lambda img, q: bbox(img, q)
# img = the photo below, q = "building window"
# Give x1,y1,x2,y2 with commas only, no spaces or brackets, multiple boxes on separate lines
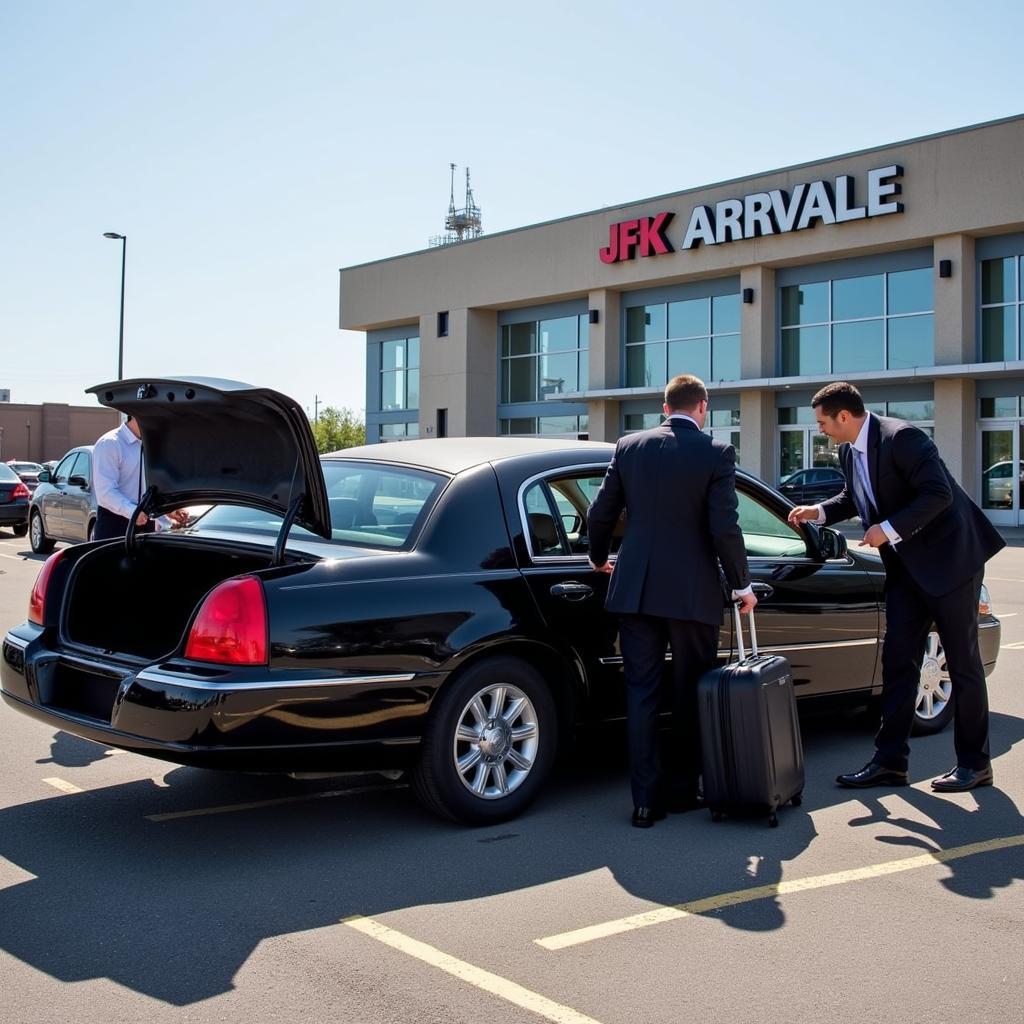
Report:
380,421,420,442
437,311,449,338
625,293,740,387
980,255,1024,361
500,314,589,402
380,336,420,411
779,268,933,376
500,414,588,438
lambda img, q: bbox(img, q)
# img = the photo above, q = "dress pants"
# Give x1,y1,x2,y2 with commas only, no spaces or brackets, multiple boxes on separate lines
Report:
876,560,989,772
617,614,718,808
94,507,154,541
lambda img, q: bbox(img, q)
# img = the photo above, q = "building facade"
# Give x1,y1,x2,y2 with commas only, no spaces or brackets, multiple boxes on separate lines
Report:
0,402,118,464
339,115,1024,524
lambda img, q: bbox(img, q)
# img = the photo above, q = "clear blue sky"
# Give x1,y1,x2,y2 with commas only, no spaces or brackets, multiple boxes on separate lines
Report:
3,1,1022,419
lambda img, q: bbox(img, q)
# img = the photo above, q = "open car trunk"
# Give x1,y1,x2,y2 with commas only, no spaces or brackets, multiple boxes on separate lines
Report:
64,538,276,662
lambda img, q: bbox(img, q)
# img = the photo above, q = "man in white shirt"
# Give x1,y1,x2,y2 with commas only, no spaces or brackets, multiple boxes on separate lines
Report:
93,417,188,540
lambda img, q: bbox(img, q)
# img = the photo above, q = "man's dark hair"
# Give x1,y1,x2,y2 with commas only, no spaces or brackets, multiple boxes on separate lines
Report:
664,374,708,412
812,381,865,418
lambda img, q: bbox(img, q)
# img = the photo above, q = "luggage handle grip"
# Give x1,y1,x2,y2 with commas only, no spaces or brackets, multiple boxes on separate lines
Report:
732,601,759,662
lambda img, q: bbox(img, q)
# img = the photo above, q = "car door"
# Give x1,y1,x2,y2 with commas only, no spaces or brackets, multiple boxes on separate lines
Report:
516,469,630,722
736,479,881,697
61,452,92,541
39,452,75,535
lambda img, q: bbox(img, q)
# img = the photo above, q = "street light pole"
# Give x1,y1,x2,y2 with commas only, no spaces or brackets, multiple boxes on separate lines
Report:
103,232,127,378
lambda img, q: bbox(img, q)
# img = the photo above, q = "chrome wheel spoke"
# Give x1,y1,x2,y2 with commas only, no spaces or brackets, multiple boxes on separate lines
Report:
925,633,940,659
470,762,490,795
469,697,489,727
456,723,481,744
492,763,510,795
488,686,507,719
922,692,934,718
502,696,527,724
507,747,532,772
511,723,537,742
458,747,483,773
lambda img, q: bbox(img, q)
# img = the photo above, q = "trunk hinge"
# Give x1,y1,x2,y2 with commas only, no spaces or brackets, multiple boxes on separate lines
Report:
124,485,158,554
273,494,305,566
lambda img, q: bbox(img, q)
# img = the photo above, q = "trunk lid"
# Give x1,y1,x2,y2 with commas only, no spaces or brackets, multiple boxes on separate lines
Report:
87,376,331,539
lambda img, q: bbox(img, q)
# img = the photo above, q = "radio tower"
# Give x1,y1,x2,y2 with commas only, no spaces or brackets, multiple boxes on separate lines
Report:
430,164,483,247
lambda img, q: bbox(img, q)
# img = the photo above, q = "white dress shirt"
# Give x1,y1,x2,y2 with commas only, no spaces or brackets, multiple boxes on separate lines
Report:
813,414,901,545
93,423,170,529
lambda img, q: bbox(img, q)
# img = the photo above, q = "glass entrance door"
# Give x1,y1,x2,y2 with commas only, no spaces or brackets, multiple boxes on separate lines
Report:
779,428,839,487
980,423,1019,525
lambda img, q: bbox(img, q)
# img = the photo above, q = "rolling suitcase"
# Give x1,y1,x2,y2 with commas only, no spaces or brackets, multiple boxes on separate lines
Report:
698,603,804,827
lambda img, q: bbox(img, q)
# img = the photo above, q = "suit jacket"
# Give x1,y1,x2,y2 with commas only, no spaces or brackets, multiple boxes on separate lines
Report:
587,419,750,625
820,414,1004,597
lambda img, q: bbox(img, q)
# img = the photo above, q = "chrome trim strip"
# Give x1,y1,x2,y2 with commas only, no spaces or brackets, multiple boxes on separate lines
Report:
516,462,611,562
281,570,521,592
133,669,418,692
597,635,880,665
3,633,29,651
979,619,1000,629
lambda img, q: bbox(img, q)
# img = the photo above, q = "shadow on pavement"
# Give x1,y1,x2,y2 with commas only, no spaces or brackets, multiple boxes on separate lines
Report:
0,710,1019,1005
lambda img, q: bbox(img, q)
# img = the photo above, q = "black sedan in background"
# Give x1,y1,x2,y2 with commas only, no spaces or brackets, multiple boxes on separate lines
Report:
1,378,1002,825
779,466,846,505
0,462,30,536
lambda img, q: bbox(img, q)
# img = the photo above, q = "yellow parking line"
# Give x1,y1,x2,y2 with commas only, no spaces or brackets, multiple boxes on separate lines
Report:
145,782,406,822
42,777,84,794
536,833,1024,951
345,916,605,1024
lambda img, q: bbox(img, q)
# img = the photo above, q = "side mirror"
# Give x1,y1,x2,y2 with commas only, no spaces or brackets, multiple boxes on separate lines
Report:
38,470,51,483
819,526,847,560
68,475,89,488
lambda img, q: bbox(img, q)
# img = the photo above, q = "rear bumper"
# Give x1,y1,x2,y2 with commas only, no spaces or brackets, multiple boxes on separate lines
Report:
2,627,438,772
980,617,1000,674
0,503,28,526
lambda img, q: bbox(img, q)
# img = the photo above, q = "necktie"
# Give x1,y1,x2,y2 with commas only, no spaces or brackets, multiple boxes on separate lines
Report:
851,448,875,527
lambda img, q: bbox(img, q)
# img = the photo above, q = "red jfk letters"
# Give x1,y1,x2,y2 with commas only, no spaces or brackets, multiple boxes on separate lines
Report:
599,212,674,264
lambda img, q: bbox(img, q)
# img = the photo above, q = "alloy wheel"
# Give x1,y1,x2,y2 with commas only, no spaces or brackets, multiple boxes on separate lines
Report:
916,631,952,721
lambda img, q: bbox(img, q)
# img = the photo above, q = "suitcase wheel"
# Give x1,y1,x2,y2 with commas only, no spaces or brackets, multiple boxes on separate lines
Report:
791,793,803,808
768,812,779,828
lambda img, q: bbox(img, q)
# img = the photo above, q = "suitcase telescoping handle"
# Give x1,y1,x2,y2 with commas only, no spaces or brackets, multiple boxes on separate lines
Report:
732,601,759,662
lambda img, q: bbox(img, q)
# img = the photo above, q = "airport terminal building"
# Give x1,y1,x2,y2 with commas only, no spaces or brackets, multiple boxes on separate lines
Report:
338,115,1024,524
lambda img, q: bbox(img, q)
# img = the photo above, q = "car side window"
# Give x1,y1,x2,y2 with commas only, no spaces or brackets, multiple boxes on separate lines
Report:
522,482,568,556
66,453,87,483
521,471,625,560
53,454,76,485
738,490,808,558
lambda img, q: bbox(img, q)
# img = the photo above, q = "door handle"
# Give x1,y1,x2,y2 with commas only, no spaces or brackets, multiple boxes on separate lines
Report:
751,582,774,598
550,581,593,601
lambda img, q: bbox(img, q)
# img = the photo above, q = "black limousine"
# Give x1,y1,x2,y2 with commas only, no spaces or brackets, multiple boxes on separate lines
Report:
1,378,1001,823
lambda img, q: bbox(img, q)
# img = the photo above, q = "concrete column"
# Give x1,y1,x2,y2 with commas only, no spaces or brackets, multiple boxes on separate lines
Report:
739,389,776,482
740,266,776,378
933,234,975,365
933,377,977,499
586,288,622,442
418,308,498,438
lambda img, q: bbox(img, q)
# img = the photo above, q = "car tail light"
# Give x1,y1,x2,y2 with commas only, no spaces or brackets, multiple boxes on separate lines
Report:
12,482,30,500
28,550,66,625
185,576,268,665
979,584,993,617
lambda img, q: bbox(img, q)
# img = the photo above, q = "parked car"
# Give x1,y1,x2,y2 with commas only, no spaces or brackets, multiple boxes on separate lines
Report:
27,446,97,552
1,378,1002,825
981,460,1017,509
778,466,846,505
5,460,45,493
0,462,31,536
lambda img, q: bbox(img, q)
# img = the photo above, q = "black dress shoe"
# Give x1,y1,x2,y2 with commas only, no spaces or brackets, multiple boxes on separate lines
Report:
931,765,994,792
836,761,909,788
631,806,666,828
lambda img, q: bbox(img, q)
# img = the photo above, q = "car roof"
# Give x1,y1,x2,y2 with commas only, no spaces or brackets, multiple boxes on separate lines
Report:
323,437,616,475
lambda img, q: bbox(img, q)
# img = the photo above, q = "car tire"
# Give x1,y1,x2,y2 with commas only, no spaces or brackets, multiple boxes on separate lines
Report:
412,656,557,825
29,510,55,554
13,522,28,537
86,519,95,542
911,631,955,736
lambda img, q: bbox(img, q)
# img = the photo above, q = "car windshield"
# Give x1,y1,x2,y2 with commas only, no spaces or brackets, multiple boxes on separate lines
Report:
192,460,447,549
10,462,41,474
0,463,19,482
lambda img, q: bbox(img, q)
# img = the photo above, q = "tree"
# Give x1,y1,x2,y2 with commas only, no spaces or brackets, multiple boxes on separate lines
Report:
310,406,365,453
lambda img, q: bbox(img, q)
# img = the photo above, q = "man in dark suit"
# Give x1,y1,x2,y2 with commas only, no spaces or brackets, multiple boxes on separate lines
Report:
588,374,754,828
788,382,1004,792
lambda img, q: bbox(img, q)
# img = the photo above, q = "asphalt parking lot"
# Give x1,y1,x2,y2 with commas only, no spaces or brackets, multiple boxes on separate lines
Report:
0,529,1021,1024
